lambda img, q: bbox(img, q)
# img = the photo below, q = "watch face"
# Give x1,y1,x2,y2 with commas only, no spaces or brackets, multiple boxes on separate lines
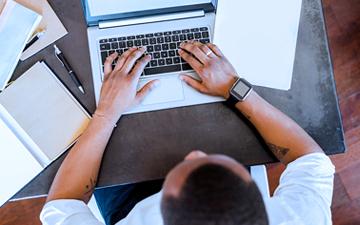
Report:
231,78,252,101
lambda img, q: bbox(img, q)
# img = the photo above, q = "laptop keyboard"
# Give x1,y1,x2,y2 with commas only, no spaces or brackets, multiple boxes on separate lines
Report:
98,27,210,76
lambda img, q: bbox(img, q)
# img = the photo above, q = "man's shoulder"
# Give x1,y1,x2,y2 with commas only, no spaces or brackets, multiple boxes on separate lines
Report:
264,153,335,225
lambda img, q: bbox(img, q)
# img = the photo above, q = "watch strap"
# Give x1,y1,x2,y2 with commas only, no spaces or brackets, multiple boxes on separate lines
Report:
225,93,239,106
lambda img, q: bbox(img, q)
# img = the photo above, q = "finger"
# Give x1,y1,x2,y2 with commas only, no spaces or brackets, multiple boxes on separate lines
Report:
135,80,160,104
194,42,215,58
180,74,207,93
122,47,147,74
114,47,138,71
178,49,203,73
130,54,151,79
206,43,223,57
104,52,118,77
180,42,208,64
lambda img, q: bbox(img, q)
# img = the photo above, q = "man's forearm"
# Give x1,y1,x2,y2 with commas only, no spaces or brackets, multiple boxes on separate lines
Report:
46,115,115,203
235,91,323,164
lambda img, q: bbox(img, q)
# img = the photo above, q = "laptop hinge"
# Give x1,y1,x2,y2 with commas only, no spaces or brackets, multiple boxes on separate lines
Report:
99,10,205,29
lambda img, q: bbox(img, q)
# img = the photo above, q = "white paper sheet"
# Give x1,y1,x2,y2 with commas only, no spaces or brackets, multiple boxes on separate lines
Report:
213,0,302,90
0,115,42,206
0,0,41,91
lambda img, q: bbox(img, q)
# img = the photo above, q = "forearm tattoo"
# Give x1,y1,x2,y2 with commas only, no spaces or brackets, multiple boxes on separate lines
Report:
266,142,290,161
84,178,97,198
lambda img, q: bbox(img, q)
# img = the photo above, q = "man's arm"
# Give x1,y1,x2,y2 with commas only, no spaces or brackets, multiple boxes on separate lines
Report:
179,41,323,165
47,47,158,203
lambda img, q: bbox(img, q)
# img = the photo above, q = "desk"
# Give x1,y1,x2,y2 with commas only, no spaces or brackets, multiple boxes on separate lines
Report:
12,0,345,200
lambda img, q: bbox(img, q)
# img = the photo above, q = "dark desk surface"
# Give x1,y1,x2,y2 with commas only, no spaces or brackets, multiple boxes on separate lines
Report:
13,0,345,200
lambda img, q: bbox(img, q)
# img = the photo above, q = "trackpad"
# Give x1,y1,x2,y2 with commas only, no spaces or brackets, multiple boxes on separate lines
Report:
138,76,184,105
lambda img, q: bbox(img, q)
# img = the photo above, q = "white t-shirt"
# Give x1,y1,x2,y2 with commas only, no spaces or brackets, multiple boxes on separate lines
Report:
40,153,335,225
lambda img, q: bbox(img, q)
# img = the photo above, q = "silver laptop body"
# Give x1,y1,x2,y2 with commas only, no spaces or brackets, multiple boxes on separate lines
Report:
85,0,223,114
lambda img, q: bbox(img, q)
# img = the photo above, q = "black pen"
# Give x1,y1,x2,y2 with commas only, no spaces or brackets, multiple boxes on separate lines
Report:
54,45,85,94
24,30,45,52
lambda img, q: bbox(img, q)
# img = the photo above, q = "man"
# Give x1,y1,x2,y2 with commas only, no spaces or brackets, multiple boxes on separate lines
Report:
40,42,335,225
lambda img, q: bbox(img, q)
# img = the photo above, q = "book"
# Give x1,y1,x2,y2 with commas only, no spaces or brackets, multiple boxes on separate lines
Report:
0,0,42,91
0,61,91,206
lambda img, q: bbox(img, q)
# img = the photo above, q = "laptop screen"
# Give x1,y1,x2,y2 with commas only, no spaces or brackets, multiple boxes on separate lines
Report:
82,0,216,26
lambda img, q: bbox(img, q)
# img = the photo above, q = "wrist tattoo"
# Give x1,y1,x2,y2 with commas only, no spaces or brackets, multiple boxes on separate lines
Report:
266,142,290,159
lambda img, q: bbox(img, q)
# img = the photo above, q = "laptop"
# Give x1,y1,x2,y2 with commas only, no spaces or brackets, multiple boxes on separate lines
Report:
82,0,223,114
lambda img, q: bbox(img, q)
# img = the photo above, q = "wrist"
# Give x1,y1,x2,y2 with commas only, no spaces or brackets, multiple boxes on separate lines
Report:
93,110,120,128
223,76,239,99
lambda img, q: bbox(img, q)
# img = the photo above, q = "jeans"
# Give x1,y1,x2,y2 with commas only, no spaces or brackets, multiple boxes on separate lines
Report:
94,179,164,225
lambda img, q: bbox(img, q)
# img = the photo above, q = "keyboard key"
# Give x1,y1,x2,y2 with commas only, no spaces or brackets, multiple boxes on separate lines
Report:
172,35,179,42
136,34,145,39
109,50,116,55
116,49,123,55
99,39,108,43
200,38,210,44
154,45,161,51
142,39,149,45
144,64,181,75
147,46,154,52
165,36,172,43
153,52,161,59
200,27,208,31
158,59,165,66
134,40,142,46
100,43,110,50
157,37,164,43
182,63,193,70
166,58,173,65
101,51,108,64
182,29,190,33
109,38,117,42
194,32,202,39
191,28,200,32
187,33,194,40
155,32,163,37
168,50,176,57
145,33,154,37
118,37,127,41
173,57,181,64
150,60,158,67
170,43,177,49
149,38,156,44
162,44,169,50
202,32,209,38
164,31,172,36
172,30,181,34
161,51,168,58
111,42,118,49
119,41,126,48
127,36,135,40
127,41,134,47
179,34,186,41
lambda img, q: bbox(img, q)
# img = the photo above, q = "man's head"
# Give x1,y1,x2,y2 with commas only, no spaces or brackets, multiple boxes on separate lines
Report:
161,151,268,225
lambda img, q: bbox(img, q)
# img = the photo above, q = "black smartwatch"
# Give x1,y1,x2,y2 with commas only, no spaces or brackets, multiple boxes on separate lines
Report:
226,78,253,106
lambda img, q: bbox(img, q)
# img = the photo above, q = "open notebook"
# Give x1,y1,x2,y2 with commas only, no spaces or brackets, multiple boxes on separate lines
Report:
0,61,91,206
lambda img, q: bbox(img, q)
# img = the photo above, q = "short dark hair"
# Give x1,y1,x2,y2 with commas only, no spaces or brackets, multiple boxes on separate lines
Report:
161,163,268,225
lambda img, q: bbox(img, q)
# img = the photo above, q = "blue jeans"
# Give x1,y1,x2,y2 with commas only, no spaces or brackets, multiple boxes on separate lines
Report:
94,180,164,225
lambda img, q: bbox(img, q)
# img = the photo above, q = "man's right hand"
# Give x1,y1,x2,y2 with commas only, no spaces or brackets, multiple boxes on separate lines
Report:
178,41,239,99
